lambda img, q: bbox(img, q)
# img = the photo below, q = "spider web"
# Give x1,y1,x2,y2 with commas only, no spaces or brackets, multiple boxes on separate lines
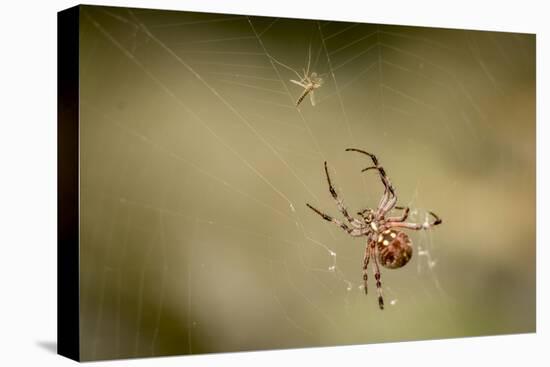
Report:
77,5,536,360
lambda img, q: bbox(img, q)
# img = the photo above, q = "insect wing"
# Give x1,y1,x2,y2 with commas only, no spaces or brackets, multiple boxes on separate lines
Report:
309,90,316,106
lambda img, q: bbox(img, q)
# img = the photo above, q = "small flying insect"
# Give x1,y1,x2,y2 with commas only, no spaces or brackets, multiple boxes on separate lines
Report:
269,45,324,107
290,71,323,107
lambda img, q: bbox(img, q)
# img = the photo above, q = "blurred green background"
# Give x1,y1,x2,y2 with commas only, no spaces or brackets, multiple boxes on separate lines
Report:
78,5,535,361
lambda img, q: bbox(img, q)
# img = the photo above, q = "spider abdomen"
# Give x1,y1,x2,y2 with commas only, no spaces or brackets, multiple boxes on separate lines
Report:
376,230,413,269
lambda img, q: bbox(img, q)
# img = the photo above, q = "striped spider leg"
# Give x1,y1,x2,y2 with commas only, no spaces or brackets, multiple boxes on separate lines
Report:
306,149,443,310
306,162,368,236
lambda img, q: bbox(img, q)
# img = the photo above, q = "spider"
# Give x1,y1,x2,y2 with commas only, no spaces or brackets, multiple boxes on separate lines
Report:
306,149,442,310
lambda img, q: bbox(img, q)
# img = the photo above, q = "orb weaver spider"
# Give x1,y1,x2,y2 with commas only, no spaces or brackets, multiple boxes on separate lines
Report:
306,149,442,310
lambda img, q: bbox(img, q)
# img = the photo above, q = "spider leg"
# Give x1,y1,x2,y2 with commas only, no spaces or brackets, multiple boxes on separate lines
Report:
378,186,393,216
387,211,442,230
385,206,410,222
306,203,364,236
345,149,397,215
361,166,395,198
371,244,384,310
344,149,394,196
323,161,362,227
362,241,372,295
345,148,380,166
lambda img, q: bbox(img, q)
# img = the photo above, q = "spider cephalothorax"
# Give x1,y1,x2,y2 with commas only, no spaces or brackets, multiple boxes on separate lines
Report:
306,149,442,310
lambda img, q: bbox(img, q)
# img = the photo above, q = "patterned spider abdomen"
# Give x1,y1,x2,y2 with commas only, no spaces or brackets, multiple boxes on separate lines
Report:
376,229,413,269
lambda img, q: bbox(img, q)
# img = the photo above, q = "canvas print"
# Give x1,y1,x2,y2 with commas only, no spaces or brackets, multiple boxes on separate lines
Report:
58,4,535,361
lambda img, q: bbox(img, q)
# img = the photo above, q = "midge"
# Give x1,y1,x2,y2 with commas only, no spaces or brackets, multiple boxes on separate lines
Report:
306,149,442,310
289,45,323,107
290,71,323,107
268,45,324,107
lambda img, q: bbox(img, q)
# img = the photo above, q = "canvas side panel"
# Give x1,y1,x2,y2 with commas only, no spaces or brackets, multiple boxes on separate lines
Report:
57,5,80,362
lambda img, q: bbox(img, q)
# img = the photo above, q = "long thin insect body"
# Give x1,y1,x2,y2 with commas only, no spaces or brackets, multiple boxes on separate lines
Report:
296,85,315,106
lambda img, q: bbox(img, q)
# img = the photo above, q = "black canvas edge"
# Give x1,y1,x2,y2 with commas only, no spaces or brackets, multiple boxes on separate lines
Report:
57,4,81,362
